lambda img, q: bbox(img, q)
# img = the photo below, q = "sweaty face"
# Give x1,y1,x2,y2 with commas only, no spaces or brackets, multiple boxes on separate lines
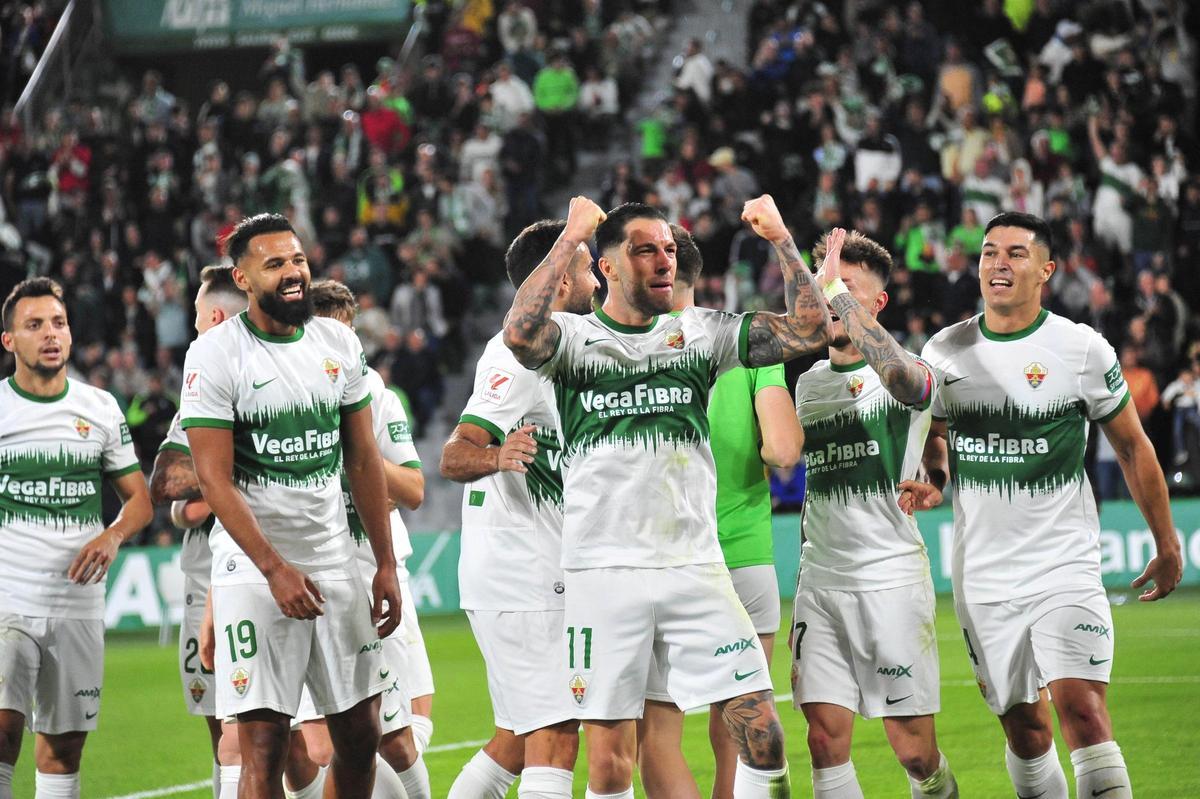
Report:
2,295,72,378
237,231,313,327
817,262,885,349
563,243,601,315
610,218,676,317
978,226,1052,314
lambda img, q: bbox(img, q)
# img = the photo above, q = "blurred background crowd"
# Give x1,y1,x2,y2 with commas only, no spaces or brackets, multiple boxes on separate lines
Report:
0,0,1197,539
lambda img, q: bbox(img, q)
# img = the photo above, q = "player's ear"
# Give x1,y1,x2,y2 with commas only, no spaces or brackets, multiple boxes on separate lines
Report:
0,331,12,353
1041,259,1056,284
874,290,889,314
598,255,618,282
211,307,226,326
232,266,250,292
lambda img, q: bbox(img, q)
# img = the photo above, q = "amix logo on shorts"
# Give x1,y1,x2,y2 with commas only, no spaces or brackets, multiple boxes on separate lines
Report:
1074,623,1111,638
876,664,914,678
713,637,757,657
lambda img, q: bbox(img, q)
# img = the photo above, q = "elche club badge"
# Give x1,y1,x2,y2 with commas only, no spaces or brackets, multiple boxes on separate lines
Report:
665,330,685,350
189,678,207,703
569,674,588,705
231,667,250,696
74,417,92,438
323,358,341,384
1024,362,1047,389
847,375,864,398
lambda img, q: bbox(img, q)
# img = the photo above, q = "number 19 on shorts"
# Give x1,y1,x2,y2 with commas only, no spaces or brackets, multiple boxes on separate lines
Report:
567,626,592,669
225,620,258,662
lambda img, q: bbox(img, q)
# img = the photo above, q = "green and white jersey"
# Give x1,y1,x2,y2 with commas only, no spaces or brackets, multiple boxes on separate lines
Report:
0,377,140,619
539,306,751,569
158,411,214,586
795,358,934,591
458,332,564,611
179,312,371,586
921,310,1131,603
342,367,421,581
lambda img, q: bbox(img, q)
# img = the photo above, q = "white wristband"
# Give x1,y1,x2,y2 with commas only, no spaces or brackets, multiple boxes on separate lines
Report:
822,277,850,302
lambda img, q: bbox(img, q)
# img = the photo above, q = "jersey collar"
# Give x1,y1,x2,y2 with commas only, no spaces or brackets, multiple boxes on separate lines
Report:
829,359,867,373
240,311,305,343
595,305,658,334
8,376,69,403
979,308,1049,342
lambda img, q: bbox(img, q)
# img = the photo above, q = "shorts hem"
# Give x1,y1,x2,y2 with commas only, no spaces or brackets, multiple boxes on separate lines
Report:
792,695,860,713
673,679,775,712
219,698,298,719
311,679,389,718
511,713,577,736
991,690,1044,716
1043,671,1111,686
184,704,217,718
31,720,98,735
862,704,940,720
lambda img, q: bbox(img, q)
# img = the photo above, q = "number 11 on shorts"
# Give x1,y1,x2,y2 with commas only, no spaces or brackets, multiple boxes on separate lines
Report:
567,626,592,669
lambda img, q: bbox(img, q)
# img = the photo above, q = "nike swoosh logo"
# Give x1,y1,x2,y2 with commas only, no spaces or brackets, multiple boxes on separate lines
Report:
943,375,969,385
379,669,390,680
1092,788,1125,797
383,709,399,722
885,695,912,705
85,711,98,719
252,378,277,389
1089,655,1111,665
733,669,762,681
584,338,611,346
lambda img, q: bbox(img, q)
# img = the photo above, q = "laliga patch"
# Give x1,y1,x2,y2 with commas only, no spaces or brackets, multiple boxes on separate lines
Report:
323,358,342,384
480,368,514,404
74,417,92,439
1024,362,1047,389
189,678,207,704
183,370,202,400
231,667,250,696
569,674,588,705
846,375,864,398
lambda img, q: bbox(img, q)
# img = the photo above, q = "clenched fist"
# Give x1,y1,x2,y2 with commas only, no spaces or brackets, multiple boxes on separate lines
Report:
741,194,789,242
565,196,607,242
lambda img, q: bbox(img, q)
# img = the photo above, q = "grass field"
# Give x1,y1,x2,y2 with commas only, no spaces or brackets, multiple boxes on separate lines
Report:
12,590,1200,798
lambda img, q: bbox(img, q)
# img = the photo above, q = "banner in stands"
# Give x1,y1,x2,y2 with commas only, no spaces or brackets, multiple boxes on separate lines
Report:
104,500,1200,630
103,0,411,53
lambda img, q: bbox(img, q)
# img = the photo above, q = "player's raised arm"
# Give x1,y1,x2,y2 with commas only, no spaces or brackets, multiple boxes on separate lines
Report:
898,419,949,515
1100,402,1183,601
817,227,932,407
441,423,537,482
503,196,605,368
741,195,831,366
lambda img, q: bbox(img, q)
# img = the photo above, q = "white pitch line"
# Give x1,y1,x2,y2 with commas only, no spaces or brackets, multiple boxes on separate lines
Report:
106,780,210,799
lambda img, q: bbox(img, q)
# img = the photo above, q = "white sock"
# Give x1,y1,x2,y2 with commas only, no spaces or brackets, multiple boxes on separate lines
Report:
284,765,327,799
0,762,14,799
518,766,573,798
1005,743,1069,799
410,715,433,755
736,760,790,798
218,765,241,799
447,750,518,799
584,789,634,799
35,772,80,799
1071,741,1131,799
397,756,430,799
813,761,864,799
373,753,409,799
908,752,958,798
211,760,220,799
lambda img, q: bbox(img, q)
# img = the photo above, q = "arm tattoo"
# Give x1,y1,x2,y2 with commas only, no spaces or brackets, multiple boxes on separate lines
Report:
745,236,831,366
149,448,203,505
828,291,929,405
718,690,787,769
502,236,578,368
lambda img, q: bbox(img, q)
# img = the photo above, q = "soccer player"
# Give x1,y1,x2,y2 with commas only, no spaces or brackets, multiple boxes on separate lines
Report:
638,226,803,799
180,213,401,799
441,219,599,799
149,264,247,798
503,195,830,799
904,212,1182,799
0,277,152,799
792,228,958,799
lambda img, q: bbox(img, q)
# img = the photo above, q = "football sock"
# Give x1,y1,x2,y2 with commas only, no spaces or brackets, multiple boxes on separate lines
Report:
397,755,431,799
518,766,573,798
1005,742,1069,799
584,788,634,799
284,765,327,799
447,750,518,799
812,761,864,799
372,753,408,799
218,765,240,799
211,760,220,799
0,762,13,799
908,752,958,798
1071,741,1131,799
410,715,433,755
34,771,80,799
736,760,790,798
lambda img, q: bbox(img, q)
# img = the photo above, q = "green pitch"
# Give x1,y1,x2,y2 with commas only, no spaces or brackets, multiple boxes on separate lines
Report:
13,591,1200,797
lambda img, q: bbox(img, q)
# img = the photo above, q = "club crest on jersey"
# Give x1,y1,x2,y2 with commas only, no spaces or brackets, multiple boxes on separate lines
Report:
1024,362,1047,389
231,668,250,696
322,358,341,384
847,376,864,398
569,674,588,705
189,678,207,704
664,330,685,350
73,417,92,439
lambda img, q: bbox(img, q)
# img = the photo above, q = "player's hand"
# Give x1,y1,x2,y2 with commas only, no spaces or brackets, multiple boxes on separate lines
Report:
497,424,537,473
265,562,325,619
372,564,403,639
564,196,607,242
897,480,943,514
199,589,216,671
68,528,122,584
1131,546,1183,601
815,227,846,287
741,194,789,242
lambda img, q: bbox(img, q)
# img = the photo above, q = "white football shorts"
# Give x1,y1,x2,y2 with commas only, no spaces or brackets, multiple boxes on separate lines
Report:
0,613,105,734
730,564,782,635
178,576,217,717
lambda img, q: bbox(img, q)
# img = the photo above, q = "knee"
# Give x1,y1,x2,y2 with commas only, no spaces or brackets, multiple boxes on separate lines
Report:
1005,717,1055,759
1057,696,1112,744
588,747,635,791
217,729,241,767
894,747,938,780
806,725,849,768
379,730,418,772
545,722,580,768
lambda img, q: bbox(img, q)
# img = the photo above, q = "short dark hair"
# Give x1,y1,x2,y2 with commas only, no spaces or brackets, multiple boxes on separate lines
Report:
505,219,566,289
672,224,703,287
984,211,1053,254
595,202,668,256
3,277,66,330
223,213,297,265
198,264,244,302
309,279,358,322
812,230,892,287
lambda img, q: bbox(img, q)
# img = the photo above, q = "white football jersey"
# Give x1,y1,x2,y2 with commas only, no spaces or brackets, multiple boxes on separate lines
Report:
458,332,565,611
922,310,1130,602
795,357,934,591
0,377,140,618
159,411,213,586
179,312,370,585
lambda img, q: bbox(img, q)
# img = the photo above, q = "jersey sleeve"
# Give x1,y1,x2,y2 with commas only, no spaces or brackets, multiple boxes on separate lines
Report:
533,312,577,379
920,338,947,420
339,327,371,414
908,355,937,412
461,344,543,444
374,383,421,467
180,336,236,430
102,391,141,477
750,363,787,394
1080,327,1131,423
158,412,190,455
696,306,753,374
